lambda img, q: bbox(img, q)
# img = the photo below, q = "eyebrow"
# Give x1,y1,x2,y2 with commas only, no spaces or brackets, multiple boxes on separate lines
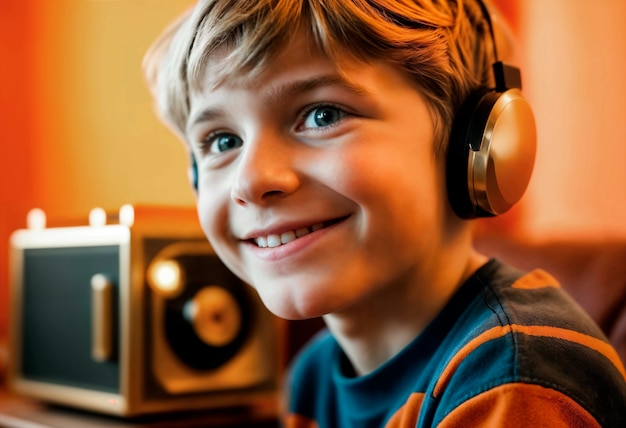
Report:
187,107,224,133
264,74,369,107
186,74,369,132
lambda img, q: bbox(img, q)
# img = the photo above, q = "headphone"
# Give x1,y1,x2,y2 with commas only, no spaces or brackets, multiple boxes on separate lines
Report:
446,0,536,219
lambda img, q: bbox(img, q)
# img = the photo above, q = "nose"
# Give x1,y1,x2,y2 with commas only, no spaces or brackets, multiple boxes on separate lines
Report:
230,133,300,206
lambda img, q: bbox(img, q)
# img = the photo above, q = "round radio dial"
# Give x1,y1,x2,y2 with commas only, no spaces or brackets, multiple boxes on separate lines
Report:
184,285,242,347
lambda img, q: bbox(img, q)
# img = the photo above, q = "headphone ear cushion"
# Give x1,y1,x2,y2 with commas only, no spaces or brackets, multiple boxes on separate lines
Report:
447,88,494,219
447,88,536,219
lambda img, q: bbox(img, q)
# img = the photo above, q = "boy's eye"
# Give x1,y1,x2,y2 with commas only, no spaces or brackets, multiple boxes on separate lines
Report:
303,106,347,129
207,133,243,153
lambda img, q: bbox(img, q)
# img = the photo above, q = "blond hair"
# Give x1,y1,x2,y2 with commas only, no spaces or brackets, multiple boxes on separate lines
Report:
147,0,501,157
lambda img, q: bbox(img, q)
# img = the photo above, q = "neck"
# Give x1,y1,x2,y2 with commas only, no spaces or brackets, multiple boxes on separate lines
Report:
323,247,488,376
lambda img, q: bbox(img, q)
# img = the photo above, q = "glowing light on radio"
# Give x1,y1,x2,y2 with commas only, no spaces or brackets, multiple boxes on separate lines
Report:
148,260,183,296
89,207,107,227
26,208,46,230
119,204,135,227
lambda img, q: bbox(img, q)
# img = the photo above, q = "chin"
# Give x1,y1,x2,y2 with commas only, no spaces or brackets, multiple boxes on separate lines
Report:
255,286,328,321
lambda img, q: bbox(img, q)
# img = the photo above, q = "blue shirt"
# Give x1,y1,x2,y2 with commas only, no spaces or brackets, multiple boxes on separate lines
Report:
285,259,626,427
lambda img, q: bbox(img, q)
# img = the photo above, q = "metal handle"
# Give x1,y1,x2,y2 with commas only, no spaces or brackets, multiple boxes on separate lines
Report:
91,274,113,362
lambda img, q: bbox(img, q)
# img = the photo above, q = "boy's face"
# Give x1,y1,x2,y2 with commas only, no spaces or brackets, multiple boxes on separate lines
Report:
186,31,456,320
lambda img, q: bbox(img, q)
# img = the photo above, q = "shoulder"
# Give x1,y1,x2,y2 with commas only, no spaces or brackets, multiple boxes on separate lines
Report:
430,261,626,427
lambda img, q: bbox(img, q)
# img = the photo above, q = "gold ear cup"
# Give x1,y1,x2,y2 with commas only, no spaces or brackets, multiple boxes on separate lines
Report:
469,89,536,215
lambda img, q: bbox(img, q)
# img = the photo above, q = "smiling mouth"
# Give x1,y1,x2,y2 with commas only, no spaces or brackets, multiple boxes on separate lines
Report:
251,217,347,248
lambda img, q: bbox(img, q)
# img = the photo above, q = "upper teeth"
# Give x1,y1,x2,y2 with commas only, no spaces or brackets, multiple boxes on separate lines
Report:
255,223,323,248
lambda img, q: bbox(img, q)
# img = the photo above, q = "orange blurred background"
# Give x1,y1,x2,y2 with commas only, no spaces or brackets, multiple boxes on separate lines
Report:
1,0,626,344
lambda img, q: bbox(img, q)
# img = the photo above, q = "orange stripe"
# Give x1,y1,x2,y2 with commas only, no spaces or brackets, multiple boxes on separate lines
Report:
433,324,626,397
384,392,425,427
434,325,510,397
514,324,626,379
283,414,319,428
437,383,601,428
511,269,560,289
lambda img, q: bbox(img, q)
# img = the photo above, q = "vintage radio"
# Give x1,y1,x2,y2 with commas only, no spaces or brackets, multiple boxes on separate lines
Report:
7,205,280,417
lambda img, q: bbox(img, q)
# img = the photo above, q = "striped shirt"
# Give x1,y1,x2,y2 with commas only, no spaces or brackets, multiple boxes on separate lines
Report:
285,259,626,427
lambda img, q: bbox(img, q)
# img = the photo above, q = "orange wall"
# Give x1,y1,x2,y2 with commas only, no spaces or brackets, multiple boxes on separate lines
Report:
0,0,195,340
1,1,37,340
487,0,626,240
2,1,626,341
26,0,197,220
520,0,626,238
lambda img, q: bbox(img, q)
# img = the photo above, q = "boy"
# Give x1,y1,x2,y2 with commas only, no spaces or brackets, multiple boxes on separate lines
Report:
145,0,626,426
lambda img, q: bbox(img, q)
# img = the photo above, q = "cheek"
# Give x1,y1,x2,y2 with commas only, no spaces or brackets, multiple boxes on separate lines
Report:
327,144,439,206
333,144,448,250
196,192,220,240
196,192,246,276
195,173,234,236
